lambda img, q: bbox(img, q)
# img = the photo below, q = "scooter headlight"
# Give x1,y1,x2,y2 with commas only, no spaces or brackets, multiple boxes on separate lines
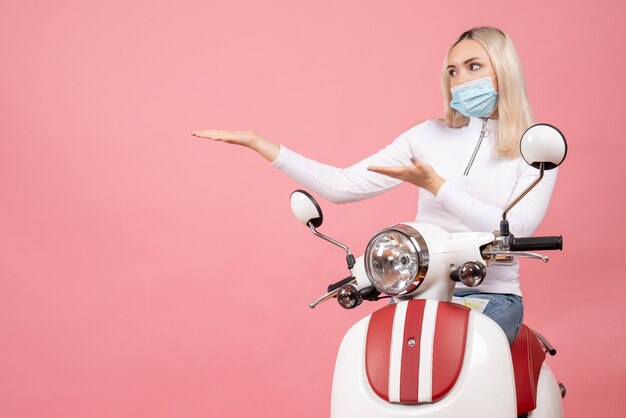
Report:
364,224,429,295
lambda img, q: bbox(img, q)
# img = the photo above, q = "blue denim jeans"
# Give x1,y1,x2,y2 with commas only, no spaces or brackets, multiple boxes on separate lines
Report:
454,290,524,345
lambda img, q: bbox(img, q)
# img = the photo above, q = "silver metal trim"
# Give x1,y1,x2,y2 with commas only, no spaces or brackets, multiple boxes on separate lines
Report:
336,284,363,309
459,261,487,287
364,224,429,296
532,329,557,356
308,279,355,309
482,249,550,262
503,162,544,220
463,117,488,176
308,223,353,274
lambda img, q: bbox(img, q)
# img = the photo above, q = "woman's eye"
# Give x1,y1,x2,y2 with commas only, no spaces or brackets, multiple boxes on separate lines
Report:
469,63,481,71
448,69,457,77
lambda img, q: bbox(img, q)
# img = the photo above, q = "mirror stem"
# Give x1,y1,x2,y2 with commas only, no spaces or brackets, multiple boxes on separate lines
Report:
308,223,355,269
502,162,545,222
500,162,544,242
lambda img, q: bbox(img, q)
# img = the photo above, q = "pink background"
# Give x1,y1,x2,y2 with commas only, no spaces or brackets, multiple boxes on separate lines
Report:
1,1,624,417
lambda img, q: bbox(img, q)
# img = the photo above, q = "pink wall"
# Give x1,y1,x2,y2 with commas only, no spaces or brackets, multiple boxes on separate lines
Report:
1,0,624,417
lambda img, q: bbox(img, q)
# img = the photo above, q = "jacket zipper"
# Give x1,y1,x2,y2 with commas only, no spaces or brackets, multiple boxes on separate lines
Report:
463,117,488,176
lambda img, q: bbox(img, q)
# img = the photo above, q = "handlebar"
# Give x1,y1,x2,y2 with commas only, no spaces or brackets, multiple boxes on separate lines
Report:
327,276,355,293
509,236,563,251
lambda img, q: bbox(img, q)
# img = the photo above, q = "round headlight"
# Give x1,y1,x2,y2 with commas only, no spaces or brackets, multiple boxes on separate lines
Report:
364,224,429,295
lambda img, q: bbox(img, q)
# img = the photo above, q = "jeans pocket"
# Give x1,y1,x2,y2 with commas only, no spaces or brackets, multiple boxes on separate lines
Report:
484,295,512,316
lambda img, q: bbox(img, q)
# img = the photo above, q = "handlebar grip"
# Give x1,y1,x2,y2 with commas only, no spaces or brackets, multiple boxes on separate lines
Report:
509,236,563,251
327,276,354,293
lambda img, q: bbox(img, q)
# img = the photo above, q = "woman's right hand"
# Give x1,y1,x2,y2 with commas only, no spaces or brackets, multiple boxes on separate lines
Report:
192,129,280,162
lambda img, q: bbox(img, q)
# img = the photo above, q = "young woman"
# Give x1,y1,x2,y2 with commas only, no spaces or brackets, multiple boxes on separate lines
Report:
193,26,557,344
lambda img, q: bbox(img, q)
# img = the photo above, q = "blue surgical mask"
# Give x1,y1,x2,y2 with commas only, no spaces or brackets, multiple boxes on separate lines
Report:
450,76,498,118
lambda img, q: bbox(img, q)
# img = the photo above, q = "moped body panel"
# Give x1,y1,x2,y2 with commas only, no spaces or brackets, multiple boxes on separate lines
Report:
364,300,470,404
331,309,517,418
528,363,564,418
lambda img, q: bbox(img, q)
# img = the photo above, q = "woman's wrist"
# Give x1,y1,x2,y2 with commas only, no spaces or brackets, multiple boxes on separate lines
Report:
426,176,445,196
251,135,280,162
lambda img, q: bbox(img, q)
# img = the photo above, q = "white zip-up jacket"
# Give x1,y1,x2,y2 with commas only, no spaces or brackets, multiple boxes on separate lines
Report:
272,117,558,296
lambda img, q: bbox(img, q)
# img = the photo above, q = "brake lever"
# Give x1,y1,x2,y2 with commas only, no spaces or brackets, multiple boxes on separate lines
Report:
483,250,550,263
309,278,358,308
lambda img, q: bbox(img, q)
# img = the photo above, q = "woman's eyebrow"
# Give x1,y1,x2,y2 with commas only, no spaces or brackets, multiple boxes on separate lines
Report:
464,57,483,64
447,57,483,69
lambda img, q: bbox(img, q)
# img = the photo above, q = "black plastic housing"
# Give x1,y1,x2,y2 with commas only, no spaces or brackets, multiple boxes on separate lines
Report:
509,236,563,251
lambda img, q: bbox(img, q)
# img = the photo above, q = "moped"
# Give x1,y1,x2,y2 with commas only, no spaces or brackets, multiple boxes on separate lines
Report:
289,124,567,417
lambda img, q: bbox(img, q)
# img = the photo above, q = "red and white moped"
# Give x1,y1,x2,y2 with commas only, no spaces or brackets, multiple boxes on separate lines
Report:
289,124,567,418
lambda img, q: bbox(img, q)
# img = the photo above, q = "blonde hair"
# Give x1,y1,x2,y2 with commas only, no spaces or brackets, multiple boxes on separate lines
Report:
441,27,534,158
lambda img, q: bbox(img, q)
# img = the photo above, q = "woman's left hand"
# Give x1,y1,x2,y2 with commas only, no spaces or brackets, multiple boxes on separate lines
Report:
368,157,446,196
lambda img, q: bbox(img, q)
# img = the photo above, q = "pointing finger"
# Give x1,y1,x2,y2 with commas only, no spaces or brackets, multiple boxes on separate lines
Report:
367,166,410,180
192,130,215,138
368,166,399,175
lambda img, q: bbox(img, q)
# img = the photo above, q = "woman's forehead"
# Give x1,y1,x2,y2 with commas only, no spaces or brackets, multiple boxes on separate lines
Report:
448,39,489,65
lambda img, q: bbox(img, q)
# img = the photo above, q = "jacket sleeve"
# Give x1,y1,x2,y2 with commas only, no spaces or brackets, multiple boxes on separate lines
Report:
271,132,416,204
435,163,558,236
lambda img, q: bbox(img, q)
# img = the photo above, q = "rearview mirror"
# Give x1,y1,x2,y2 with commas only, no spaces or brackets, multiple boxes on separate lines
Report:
290,190,323,227
520,124,567,170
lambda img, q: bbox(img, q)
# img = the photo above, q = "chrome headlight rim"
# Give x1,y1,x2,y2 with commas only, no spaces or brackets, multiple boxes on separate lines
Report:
364,224,429,296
